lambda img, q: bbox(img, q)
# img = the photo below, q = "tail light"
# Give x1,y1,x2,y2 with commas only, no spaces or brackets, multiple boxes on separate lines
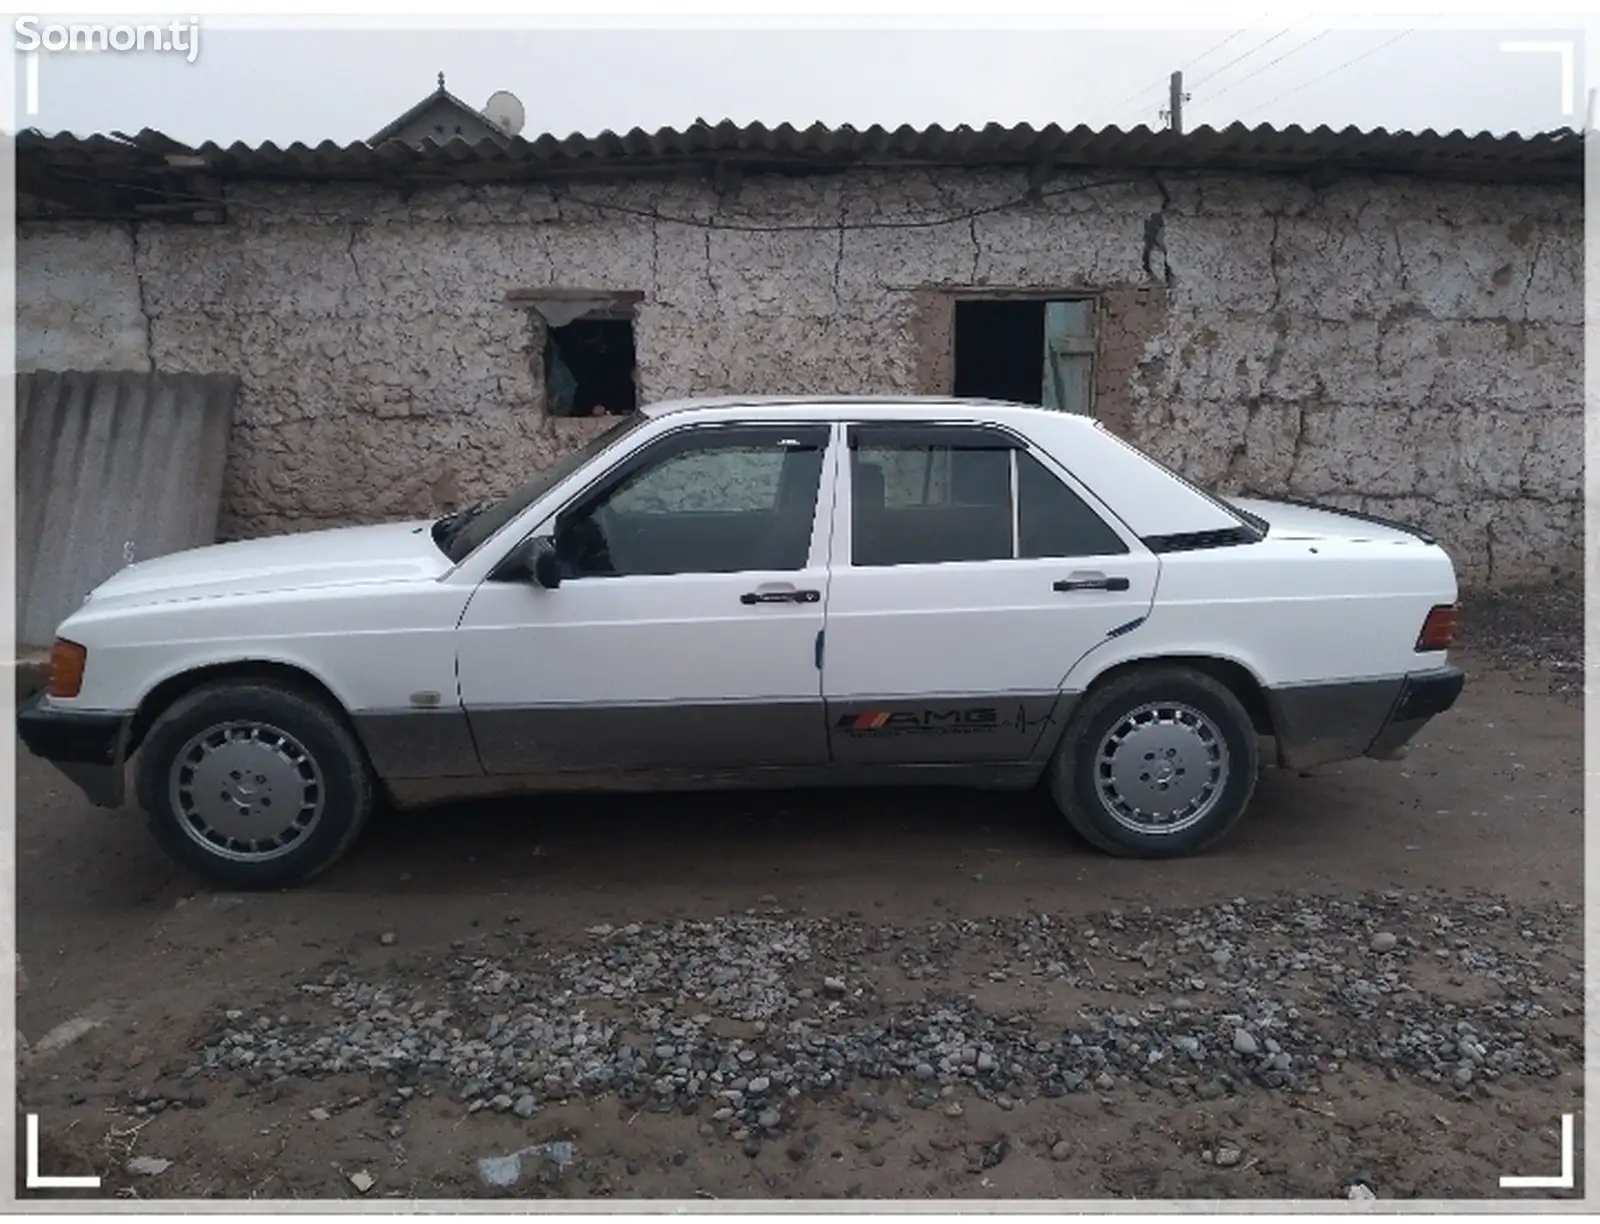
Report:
1416,604,1459,652
47,639,87,699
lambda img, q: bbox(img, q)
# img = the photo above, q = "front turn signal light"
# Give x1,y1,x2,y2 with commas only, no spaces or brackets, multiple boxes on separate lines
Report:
1415,604,1460,652
47,639,87,698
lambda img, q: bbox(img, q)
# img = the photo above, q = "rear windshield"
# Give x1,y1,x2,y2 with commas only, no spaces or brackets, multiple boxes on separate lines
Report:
1094,423,1269,539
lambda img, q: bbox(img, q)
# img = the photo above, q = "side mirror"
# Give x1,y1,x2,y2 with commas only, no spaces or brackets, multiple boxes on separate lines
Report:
531,537,563,589
501,535,562,589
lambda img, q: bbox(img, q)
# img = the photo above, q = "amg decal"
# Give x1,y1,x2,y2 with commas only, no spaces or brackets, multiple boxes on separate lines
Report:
836,704,1053,736
840,708,999,732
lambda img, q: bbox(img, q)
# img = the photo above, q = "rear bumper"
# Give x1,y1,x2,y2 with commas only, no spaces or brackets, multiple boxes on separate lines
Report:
1365,666,1466,760
1267,666,1464,771
17,694,131,807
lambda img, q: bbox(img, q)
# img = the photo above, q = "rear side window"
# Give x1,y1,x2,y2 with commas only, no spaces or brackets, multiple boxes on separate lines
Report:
851,439,1014,566
848,423,1126,566
1016,450,1128,558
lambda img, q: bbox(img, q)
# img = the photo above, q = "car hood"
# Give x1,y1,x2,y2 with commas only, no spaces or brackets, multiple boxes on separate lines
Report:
81,519,452,609
1229,497,1431,545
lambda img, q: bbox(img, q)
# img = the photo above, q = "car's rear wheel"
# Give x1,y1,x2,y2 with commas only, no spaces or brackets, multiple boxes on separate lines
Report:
1048,665,1258,857
134,682,374,889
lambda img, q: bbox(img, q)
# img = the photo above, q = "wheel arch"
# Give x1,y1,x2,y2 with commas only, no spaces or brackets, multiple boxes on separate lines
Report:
126,658,360,758
1076,653,1277,739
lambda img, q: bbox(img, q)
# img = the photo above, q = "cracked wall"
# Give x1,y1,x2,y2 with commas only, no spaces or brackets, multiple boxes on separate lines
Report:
19,225,152,371
16,167,1582,586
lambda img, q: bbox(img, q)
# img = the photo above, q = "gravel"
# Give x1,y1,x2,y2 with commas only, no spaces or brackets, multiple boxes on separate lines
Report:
184,893,1579,1138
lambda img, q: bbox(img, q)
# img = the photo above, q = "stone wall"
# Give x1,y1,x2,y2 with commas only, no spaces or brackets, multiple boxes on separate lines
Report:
17,166,1583,586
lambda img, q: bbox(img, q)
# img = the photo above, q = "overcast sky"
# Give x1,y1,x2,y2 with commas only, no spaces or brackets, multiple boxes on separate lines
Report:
16,21,1593,145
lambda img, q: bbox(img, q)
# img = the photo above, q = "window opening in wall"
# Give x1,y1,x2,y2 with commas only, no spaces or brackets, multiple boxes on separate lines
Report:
545,317,639,418
952,297,1096,414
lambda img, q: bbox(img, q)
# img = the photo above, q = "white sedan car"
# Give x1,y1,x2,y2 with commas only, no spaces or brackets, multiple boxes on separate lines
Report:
20,396,1464,888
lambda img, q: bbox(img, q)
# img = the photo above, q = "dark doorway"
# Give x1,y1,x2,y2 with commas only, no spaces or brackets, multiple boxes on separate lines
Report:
545,318,638,417
953,299,1046,405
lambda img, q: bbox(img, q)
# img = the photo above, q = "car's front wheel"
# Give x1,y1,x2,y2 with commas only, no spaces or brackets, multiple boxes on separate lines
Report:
134,681,375,889
1048,665,1258,857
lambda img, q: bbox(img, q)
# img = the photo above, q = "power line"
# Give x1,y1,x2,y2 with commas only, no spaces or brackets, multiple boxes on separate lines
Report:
1247,29,1417,111
1186,19,1273,74
1086,17,1269,126
1186,20,1308,92
1201,27,1335,104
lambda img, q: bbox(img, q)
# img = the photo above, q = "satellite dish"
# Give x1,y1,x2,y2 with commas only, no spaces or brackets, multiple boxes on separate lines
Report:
484,90,526,137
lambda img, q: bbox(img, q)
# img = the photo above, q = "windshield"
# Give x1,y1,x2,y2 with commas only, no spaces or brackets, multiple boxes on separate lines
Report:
433,413,649,562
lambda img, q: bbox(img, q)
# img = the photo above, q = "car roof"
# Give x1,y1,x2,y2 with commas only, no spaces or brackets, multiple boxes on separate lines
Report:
640,395,1103,429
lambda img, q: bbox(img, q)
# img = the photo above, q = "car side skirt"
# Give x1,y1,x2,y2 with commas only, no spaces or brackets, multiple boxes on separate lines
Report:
383,760,1047,811
357,692,1078,791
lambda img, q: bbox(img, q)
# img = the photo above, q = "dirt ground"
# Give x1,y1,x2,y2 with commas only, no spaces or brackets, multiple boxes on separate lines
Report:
14,586,1584,1202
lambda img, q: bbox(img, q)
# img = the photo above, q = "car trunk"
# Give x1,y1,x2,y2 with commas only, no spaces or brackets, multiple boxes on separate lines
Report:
1226,497,1432,545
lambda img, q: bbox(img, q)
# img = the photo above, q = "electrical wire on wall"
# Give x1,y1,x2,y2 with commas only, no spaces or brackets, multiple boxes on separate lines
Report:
32,164,1205,233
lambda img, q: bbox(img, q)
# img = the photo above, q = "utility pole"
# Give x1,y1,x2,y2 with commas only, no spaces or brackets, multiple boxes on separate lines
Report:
1168,71,1186,133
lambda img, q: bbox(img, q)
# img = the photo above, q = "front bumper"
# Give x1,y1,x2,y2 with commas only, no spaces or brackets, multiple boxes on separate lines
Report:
17,693,132,807
1267,665,1465,771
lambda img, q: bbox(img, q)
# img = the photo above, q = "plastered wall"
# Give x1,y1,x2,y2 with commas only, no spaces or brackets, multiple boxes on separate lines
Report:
18,166,1582,585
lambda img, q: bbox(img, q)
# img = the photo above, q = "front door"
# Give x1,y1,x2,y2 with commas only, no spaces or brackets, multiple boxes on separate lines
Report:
821,421,1158,765
455,422,835,775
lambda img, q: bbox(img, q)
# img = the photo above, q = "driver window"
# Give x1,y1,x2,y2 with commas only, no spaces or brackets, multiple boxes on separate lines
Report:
609,449,786,515
554,426,829,577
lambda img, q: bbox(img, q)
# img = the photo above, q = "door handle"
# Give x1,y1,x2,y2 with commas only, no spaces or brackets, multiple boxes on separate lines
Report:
740,589,821,605
1053,575,1131,592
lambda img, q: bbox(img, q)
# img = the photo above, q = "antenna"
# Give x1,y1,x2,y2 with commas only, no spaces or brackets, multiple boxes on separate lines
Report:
483,90,526,138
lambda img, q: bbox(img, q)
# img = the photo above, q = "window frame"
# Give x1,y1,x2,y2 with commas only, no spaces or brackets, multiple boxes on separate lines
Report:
545,421,834,580
947,292,1101,415
842,420,1141,569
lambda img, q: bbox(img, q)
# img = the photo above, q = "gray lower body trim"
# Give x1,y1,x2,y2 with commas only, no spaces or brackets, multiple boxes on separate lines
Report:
354,709,483,779
827,692,1068,765
1265,668,1464,770
1266,677,1404,770
467,700,829,775
360,691,1081,788
385,760,1044,811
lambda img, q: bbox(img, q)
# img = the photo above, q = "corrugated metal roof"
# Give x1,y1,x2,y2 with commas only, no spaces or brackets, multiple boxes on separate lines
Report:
19,121,1582,184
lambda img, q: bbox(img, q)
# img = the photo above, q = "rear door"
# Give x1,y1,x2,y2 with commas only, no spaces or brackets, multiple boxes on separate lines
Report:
820,420,1158,765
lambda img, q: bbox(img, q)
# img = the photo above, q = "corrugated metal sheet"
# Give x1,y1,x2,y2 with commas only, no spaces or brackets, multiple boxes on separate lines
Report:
16,372,236,649
17,120,1583,186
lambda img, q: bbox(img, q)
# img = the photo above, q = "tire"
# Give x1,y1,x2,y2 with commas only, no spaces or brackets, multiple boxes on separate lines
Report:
134,682,375,889
1047,665,1258,858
